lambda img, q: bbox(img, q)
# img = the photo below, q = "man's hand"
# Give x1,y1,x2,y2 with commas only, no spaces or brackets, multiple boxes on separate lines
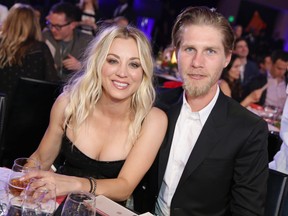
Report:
62,54,81,71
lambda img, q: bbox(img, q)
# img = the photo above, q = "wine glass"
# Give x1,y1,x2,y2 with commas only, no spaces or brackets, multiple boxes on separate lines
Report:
61,191,96,216
22,181,56,216
0,180,9,216
8,157,40,197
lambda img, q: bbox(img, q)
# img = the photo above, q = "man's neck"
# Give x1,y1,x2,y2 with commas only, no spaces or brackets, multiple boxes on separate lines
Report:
186,85,218,112
239,57,247,65
62,34,73,42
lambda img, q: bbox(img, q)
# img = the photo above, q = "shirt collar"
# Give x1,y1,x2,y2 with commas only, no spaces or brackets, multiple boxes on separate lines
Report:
182,86,219,126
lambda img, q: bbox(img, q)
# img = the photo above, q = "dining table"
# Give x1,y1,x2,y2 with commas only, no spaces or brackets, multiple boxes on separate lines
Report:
0,167,153,216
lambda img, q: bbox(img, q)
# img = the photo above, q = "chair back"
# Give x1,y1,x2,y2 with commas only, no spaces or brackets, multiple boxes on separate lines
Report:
0,77,62,167
0,93,6,157
265,169,288,216
268,131,282,162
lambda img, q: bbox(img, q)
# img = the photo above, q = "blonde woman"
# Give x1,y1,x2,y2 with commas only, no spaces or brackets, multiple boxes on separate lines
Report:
0,3,58,109
23,25,167,204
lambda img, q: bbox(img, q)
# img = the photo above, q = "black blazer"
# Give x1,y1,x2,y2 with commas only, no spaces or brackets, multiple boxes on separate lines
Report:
135,87,269,216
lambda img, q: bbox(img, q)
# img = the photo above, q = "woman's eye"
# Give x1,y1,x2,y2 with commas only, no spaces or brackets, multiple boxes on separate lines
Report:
107,58,118,64
130,62,141,69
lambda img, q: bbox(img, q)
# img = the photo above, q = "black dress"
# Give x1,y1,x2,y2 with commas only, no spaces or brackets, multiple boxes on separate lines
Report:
57,134,125,179
54,134,125,216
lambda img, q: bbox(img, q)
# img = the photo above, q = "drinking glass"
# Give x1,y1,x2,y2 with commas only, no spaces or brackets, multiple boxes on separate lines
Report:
8,158,40,197
0,180,9,216
22,181,56,216
6,196,23,216
61,191,96,216
263,105,281,125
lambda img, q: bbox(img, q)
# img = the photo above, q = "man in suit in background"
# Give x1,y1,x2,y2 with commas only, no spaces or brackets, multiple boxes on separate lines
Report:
233,37,259,86
147,6,268,216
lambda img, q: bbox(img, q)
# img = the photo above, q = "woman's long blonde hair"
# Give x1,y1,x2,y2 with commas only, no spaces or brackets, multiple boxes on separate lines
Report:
63,25,155,145
0,3,42,68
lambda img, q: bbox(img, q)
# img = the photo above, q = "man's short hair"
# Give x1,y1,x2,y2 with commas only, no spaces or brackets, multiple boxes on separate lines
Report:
50,2,81,22
271,50,288,64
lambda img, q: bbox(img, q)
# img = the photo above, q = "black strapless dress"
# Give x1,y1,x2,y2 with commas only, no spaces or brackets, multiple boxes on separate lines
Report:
53,135,126,216
57,134,125,179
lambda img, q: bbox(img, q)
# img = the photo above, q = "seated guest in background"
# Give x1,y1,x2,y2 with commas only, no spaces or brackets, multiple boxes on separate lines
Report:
77,0,102,36
114,16,129,27
219,54,266,107
233,37,259,86
0,3,58,111
256,52,272,75
233,24,243,39
0,3,8,28
269,84,288,173
43,2,93,81
244,49,288,111
21,25,167,205
139,6,268,215
113,0,136,25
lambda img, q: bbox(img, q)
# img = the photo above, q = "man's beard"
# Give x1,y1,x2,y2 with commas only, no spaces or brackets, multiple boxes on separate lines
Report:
182,73,216,98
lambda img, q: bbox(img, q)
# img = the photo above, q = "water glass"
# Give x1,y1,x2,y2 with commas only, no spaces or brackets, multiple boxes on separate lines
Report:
8,157,40,197
0,180,9,216
22,181,56,216
61,191,96,216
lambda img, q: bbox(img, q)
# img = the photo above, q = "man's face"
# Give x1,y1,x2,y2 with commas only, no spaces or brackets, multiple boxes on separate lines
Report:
270,59,288,79
177,24,231,98
46,12,75,41
234,40,249,58
263,56,272,72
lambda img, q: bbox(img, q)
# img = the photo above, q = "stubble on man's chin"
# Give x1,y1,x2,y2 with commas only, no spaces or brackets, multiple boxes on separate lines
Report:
182,78,211,98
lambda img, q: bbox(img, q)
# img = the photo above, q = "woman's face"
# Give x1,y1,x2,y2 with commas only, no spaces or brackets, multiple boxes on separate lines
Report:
101,37,143,102
228,58,242,81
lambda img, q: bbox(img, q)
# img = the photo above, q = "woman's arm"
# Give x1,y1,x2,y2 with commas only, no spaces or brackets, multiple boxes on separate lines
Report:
22,107,168,200
240,84,267,107
29,93,68,170
219,80,231,97
96,107,167,201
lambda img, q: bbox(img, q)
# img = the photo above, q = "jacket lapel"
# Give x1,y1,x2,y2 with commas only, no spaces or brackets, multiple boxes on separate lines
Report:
177,91,229,187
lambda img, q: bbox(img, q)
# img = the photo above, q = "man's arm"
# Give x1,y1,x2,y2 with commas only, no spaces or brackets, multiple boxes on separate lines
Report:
231,119,269,216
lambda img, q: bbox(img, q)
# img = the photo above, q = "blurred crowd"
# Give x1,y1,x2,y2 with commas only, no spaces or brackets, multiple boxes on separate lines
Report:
0,0,288,112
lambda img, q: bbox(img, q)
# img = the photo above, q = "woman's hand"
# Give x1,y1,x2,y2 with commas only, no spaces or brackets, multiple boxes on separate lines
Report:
241,84,268,107
19,170,88,197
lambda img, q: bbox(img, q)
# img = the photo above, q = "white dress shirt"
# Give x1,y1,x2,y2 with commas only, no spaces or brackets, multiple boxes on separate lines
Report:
269,85,288,173
265,71,287,111
155,87,220,215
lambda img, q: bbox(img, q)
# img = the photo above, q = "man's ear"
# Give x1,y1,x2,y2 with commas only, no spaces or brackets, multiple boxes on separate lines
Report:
224,51,232,68
70,21,79,29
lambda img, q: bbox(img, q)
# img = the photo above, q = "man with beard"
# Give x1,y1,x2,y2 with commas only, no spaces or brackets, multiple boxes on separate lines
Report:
136,6,269,216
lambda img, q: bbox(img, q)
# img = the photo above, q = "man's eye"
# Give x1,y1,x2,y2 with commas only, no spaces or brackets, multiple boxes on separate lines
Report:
185,47,194,52
207,49,216,55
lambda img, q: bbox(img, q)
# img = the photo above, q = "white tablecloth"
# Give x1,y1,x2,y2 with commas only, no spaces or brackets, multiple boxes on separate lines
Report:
0,167,153,216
